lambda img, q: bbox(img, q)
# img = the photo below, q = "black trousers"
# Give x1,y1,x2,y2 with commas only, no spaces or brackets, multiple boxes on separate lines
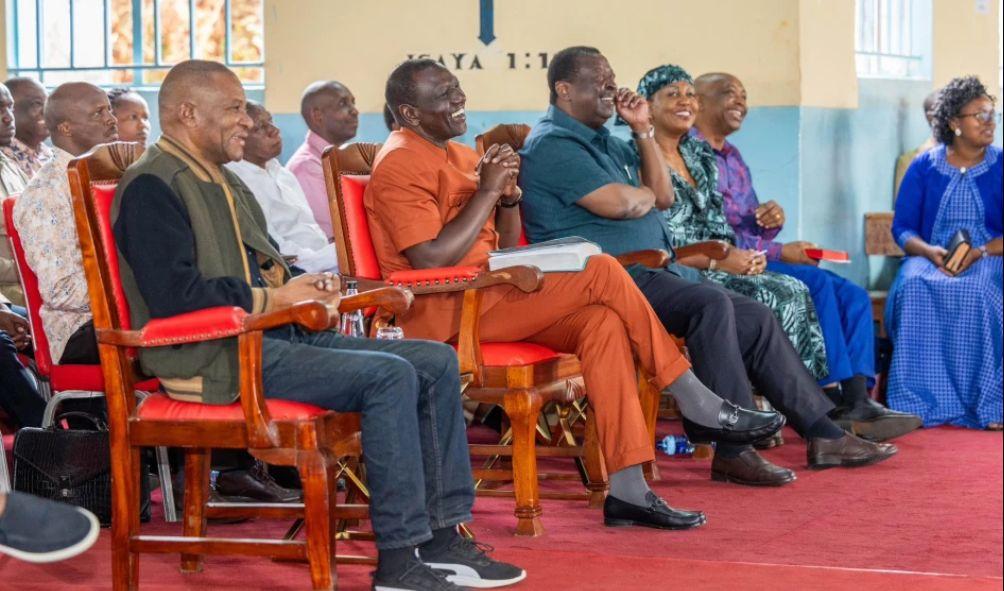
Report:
0,331,45,427
634,268,833,436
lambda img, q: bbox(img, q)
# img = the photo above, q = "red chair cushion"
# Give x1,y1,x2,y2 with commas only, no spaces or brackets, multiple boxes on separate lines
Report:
137,392,328,421
339,175,381,280
91,183,133,331
456,342,561,367
49,363,159,393
3,197,55,375
386,266,481,286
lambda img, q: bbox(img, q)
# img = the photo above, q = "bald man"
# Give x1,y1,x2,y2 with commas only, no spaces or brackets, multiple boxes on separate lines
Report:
13,82,118,365
112,60,524,590
693,72,920,442
2,78,53,179
285,80,359,236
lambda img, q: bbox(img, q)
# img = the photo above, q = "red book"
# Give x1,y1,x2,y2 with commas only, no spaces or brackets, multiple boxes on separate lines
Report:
804,248,850,263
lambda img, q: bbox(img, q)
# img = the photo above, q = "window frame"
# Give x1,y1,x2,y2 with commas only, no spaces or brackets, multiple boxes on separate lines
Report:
854,0,932,81
5,0,264,89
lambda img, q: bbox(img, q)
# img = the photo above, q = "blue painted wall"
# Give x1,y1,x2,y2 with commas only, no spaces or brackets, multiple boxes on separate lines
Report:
138,81,1001,292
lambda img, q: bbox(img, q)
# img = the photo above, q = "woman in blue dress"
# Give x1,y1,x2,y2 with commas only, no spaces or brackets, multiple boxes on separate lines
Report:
887,76,1003,429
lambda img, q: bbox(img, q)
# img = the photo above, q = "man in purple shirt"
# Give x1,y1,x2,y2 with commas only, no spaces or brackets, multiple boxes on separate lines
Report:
285,80,359,238
693,72,921,443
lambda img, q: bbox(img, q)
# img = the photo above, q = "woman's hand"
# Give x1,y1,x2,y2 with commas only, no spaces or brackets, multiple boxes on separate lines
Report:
949,246,984,276
922,244,950,275
717,248,766,276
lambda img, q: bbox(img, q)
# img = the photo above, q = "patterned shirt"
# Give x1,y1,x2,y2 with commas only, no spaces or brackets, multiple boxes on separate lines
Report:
691,128,784,261
12,147,91,362
1,137,54,180
285,130,334,238
0,151,29,305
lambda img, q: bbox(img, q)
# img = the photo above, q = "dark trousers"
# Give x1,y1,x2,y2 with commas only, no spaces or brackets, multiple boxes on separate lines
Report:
634,268,833,435
0,331,45,427
261,328,473,550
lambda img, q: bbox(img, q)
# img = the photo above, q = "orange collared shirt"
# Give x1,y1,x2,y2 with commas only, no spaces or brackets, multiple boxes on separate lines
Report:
365,128,506,341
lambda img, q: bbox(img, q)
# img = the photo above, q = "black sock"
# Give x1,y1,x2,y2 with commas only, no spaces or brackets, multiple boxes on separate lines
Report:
715,444,748,458
419,526,458,555
807,415,846,440
377,546,417,574
821,384,844,407
840,375,870,407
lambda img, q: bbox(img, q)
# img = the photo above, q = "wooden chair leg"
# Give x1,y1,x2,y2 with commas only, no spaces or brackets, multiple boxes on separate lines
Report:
582,409,608,508
503,390,544,537
299,446,335,590
637,371,661,482
180,448,210,573
110,441,139,590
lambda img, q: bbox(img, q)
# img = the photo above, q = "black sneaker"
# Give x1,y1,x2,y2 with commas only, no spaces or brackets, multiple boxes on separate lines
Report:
373,553,466,591
0,492,100,563
420,536,526,589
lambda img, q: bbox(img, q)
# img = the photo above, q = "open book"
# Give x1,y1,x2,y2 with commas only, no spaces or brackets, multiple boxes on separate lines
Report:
488,236,602,273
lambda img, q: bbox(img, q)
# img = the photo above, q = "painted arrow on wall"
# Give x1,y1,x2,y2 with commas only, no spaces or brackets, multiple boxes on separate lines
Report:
479,0,496,45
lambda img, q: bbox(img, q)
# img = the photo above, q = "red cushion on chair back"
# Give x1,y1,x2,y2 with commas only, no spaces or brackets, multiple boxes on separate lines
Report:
338,174,381,280
89,183,133,331
2,197,56,375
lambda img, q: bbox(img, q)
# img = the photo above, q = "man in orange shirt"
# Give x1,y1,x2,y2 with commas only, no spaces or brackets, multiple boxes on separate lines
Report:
365,59,782,531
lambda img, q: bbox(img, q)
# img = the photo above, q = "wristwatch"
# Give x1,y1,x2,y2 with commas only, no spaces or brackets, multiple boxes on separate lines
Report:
632,126,656,140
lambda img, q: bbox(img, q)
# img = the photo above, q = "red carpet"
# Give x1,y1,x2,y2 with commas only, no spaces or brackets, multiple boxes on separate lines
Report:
2,425,1001,590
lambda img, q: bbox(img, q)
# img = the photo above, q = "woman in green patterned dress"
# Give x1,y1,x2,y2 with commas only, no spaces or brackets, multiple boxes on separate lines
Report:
635,64,829,380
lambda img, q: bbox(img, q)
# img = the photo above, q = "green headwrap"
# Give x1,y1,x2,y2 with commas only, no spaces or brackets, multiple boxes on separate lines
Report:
615,63,693,125
636,64,693,99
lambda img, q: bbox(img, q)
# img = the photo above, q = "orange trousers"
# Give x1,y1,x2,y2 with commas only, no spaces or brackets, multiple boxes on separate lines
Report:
475,255,691,473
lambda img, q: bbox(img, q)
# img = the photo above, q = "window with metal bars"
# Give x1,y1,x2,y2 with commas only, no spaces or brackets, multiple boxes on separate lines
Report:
5,0,264,88
855,0,932,80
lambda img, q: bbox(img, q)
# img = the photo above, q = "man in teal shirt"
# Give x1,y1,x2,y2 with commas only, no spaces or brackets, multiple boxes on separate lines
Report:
520,46,898,485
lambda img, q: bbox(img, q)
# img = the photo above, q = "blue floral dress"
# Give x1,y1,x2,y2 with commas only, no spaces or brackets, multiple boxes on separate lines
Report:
660,135,829,380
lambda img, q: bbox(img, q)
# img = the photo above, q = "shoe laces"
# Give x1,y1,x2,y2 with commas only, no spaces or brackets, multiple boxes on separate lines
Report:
448,536,495,565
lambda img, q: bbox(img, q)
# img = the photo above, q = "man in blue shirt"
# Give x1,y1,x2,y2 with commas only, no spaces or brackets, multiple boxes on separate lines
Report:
520,46,898,486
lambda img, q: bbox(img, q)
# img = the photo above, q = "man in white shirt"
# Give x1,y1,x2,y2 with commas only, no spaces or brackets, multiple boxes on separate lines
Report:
227,101,339,274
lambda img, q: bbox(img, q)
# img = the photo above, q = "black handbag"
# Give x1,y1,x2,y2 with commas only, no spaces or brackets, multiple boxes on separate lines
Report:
12,411,150,526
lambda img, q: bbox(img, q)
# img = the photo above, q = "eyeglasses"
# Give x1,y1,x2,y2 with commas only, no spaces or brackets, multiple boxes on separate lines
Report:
957,110,999,123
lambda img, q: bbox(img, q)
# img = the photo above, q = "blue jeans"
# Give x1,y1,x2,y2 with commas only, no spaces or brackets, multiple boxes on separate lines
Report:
767,262,875,387
261,328,474,549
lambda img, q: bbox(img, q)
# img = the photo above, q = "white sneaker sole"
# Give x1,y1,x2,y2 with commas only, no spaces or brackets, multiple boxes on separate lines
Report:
0,507,100,564
425,562,528,589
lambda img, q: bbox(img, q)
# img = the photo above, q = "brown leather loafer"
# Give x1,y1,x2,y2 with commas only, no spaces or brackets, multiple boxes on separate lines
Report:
215,464,302,503
808,433,898,469
711,448,796,487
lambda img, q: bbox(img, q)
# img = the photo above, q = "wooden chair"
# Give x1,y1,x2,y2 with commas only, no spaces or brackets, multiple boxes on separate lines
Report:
863,212,903,337
475,123,532,154
67,142,412,590
323,143,610,537
3,195,178,518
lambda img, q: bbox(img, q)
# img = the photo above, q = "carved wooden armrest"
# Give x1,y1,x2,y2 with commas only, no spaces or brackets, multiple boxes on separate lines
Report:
675,240,730,261
614,249,671,269
384,265,543,295
97,289,412,348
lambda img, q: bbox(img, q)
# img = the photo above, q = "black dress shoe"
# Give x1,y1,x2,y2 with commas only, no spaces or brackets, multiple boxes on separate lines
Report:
215,463,302,503
603,492,706,530
711,448,796,487
829,399,922,442
683,401,785,445
808,432,897,469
